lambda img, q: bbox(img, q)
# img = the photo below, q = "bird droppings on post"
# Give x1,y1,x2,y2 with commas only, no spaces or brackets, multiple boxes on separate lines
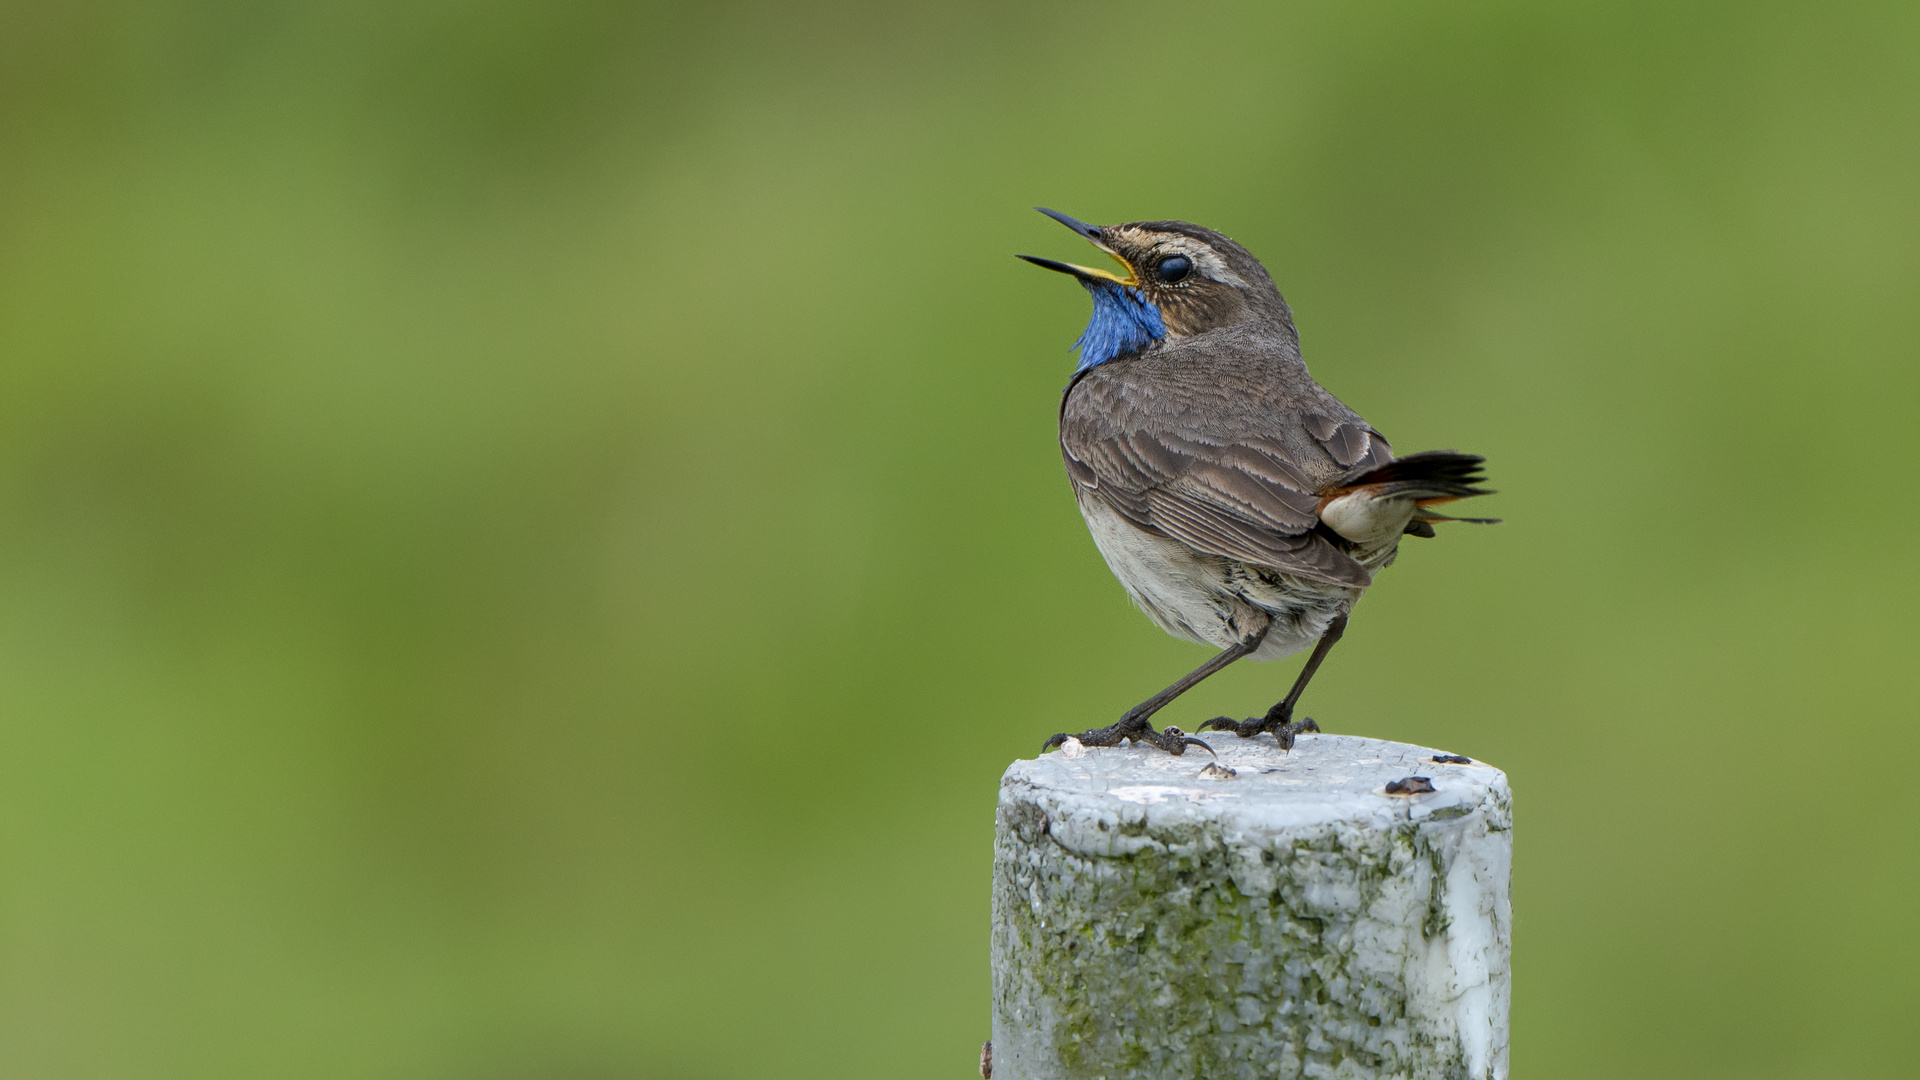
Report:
1385,776,1438,796
992,733,1511,1080
1432,754,1474,765
1198,761,1238,780
1057,736,1086,760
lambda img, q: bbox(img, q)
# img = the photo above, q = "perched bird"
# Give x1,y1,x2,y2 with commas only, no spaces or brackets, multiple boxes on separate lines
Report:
1020,209,1495,756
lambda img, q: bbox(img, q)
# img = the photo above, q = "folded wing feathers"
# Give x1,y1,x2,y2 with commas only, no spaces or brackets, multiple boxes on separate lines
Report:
1061,409,1486,587
1145,489,1372,586
1304,414,1376,468
1180,464,1320,531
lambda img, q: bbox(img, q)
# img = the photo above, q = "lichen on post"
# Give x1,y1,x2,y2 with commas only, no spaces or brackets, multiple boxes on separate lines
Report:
989,733,1511,1080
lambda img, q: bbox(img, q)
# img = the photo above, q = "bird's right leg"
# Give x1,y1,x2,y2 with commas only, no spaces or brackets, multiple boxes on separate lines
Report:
1201,614,1347,748
1042,624,1269,757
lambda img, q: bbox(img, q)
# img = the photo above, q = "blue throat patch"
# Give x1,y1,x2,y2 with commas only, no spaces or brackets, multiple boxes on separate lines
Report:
1072,282,1165,373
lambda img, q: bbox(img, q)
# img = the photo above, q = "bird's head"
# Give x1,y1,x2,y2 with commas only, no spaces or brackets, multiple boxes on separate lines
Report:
1019,208,1290,373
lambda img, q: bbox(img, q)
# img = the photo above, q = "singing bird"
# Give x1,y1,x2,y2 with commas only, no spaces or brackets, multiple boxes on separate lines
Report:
1021,209,1495,756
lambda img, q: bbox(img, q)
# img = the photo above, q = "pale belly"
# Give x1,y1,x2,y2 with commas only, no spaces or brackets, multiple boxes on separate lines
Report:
1076,493,1388,661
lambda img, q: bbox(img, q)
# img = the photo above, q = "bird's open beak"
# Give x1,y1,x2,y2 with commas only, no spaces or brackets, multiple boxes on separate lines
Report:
1018,207,1138,286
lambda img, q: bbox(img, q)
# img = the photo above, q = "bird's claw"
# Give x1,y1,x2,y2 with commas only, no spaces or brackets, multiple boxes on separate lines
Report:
1149,725,1216,758
1272,717,1321,751
1200,712,1322,750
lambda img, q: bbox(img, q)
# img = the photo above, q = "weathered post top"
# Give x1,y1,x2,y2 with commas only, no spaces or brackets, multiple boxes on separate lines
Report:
990,732,1511,1080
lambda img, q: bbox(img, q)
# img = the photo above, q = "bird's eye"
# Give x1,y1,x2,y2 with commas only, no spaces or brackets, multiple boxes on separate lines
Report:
1154,255,1193,284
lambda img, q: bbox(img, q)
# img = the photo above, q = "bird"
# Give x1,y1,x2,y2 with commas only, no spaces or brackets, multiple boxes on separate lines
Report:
1019,208,1495,756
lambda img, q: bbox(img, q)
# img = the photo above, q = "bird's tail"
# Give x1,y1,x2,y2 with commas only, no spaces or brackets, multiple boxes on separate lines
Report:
1326,451,1500,532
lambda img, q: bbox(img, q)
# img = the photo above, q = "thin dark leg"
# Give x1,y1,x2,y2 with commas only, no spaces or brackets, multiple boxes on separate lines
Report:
1200,614,1348,748
1043,626,1269,757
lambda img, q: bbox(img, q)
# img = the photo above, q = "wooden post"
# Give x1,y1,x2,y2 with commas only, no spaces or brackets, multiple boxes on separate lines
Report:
988,732,1511,1080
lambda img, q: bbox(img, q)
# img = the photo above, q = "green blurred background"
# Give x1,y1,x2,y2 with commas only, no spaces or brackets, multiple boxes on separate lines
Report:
2,1,1917,1076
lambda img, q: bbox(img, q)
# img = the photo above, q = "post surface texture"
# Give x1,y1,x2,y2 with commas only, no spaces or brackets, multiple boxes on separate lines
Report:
991,733,1510,1080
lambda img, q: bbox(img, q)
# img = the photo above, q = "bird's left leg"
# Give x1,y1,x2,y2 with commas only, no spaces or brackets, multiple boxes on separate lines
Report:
1042,624,1270,756
1201,614,1347,747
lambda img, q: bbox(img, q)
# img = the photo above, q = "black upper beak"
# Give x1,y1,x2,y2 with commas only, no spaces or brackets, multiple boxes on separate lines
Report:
1035,206,1104,243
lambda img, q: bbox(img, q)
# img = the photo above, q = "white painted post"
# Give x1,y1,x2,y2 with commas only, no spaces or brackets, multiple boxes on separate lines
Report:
987,733,1511,1080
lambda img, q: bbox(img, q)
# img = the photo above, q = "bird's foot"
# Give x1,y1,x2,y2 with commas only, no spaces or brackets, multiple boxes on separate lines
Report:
1145,724,1215,756
1042,714,1215,757
1200,705,1322,750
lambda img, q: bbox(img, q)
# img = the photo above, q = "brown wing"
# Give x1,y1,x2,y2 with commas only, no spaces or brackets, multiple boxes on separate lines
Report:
1062,415,1376,588
1304,411,1392,470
